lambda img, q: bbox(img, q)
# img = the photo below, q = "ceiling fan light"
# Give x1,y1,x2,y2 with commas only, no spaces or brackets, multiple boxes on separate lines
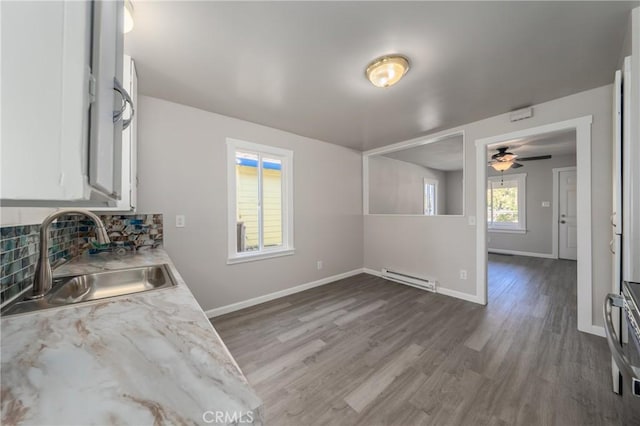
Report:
365,55,410,88
492,147,517,162
491,161,514,172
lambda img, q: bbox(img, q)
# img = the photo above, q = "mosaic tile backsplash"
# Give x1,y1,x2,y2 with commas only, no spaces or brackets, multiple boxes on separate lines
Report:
0,214,163,306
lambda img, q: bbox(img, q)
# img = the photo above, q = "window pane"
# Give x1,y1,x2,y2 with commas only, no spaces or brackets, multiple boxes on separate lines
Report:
262,157,283,248
424,183,436,216
491,182,518,224
236,152,259,252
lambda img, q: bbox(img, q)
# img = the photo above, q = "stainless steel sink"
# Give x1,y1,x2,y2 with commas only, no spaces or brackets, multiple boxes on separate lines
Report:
1,264,177,317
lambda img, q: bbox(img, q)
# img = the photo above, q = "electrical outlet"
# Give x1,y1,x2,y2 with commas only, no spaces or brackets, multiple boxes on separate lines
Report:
176,215,186,228
459,269,468,280
317,260,323,270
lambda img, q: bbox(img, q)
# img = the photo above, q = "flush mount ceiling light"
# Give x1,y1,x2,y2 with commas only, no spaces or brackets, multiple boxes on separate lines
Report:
365,55,410,88
124,0,134,33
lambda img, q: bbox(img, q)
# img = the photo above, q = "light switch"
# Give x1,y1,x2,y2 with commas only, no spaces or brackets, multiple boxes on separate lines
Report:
542,201,551,208
176,215,186,228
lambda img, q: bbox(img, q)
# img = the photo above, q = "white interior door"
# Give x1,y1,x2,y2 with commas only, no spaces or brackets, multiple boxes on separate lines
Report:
559,169,578,260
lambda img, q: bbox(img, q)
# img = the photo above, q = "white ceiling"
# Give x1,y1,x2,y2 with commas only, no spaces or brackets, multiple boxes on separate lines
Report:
488,129,577,160
125,1,637,151
382,134,464,171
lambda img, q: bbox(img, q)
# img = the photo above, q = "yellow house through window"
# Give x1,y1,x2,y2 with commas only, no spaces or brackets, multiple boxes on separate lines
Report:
235,153,283,252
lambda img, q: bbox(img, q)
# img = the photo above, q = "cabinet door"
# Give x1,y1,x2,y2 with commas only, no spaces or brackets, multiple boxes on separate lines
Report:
129,58,138,210
89,0,125,197
96,55,137,212
1,0,91,200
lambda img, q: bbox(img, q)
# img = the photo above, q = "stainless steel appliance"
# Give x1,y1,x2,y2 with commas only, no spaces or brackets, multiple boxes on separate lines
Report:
605,282,640,422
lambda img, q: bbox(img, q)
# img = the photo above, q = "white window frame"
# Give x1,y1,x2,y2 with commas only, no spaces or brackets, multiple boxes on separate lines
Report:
423,178,438,216
227,138,294,264
487,173,526,233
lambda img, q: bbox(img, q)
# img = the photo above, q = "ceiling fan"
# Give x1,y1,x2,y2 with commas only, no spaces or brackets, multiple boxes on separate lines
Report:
488,147,552,171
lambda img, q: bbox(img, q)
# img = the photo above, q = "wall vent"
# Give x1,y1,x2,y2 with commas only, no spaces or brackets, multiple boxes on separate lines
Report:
509,107,533,122
381,268,436,293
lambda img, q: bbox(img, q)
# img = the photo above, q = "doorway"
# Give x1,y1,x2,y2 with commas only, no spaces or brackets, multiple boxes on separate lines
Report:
475,116,595,335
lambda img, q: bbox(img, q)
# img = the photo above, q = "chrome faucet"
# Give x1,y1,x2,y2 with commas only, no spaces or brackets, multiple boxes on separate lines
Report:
29,209,110,299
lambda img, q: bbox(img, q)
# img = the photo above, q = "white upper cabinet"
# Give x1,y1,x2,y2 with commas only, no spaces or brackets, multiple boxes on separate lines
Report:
1,0,133,207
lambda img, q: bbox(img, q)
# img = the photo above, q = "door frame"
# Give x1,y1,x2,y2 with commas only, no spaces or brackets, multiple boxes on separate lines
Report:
553,166,577,259
475,116,594,335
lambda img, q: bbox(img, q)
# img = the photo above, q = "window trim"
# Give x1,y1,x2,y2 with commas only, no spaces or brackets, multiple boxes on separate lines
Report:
487,173,526,232
226,138,294,264
423,178,438,216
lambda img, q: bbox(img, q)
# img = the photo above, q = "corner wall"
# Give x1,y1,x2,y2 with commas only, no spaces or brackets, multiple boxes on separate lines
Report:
368,156,446,215
136,96,364,312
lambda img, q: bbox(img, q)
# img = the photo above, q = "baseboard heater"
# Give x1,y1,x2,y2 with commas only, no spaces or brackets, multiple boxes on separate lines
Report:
381,268,436,293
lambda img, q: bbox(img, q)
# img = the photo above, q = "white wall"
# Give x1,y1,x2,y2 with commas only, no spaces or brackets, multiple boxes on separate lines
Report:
368,156,446,215
136,96,363,312
364,84,614,327
488,153,576,255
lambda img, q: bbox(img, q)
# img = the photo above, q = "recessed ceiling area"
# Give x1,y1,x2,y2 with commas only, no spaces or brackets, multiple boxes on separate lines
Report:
125,1,637,151
382,134,464,171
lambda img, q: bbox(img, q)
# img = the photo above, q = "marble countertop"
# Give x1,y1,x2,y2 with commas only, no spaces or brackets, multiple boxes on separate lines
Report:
1,249,263,425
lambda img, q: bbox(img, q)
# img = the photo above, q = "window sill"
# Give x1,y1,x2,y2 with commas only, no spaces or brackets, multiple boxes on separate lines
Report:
227,248,295,265
488,228,527,234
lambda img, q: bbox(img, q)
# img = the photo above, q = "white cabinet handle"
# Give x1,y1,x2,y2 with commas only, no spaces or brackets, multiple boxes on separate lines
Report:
604,293,640,397
113,77,135,130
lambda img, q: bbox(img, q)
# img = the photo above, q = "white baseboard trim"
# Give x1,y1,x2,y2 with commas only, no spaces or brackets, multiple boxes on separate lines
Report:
362,268,483,305
488,248,557,259
436,286,485,305
205,268,365,318
362,267,381,277
581,325,606,338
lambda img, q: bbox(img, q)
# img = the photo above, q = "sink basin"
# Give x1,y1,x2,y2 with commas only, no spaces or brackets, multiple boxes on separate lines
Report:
1,264,177,317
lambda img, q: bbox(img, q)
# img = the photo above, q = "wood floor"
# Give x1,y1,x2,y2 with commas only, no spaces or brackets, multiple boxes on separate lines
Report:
213,255,623,425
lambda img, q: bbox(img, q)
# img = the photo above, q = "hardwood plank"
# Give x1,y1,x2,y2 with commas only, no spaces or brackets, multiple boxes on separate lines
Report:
277,308,347,342
344,343,423,412
333,299,387,326
246,338,325,385
298,297,358,322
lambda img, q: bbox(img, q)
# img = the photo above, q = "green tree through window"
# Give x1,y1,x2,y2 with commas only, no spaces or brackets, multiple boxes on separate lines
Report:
487,174,526,230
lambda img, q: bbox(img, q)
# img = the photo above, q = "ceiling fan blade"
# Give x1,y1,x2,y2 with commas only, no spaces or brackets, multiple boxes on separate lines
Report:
518,155,552,161
511,162,524,168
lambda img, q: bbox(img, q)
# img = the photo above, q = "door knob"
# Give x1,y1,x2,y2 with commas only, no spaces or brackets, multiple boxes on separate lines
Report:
560,220,566,224
561,214,566,218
